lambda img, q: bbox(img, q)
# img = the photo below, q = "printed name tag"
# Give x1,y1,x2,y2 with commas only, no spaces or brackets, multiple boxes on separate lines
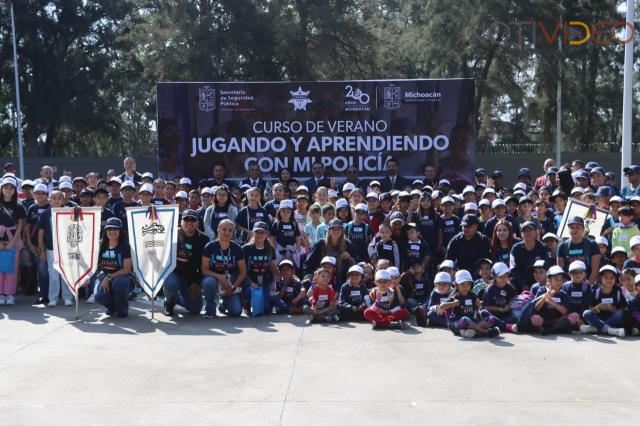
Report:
383,244,392,250
286,287,293,293
500,290,507,296
415,283,424,289
620,234,628,241
380,296,388,302
218,213,228,218
353,227,362,232
602,297,614,304
351,290,361,297
465,299,473,306
256,212,264,217
318,294,328,301
445,220,454,226
283,224,292,230
571,291,582,298
411,245,420,251
552,297,561,303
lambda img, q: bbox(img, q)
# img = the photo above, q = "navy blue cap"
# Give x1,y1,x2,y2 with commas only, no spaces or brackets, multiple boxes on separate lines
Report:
567,216,585,227
252,221,269,232
595,186,612,198
518,196,533,204
475,168,487,176
379,192,392,202
518,168,531,178
520,221,537,231
328,219,344,228
460,214,479,227
104,217,123,230
605,172,616,180
586,161,600,169
182,209,198,219
546,167,558,175
590,166,605,176
491,170,503,178
94,187,109,195
624,165,640,175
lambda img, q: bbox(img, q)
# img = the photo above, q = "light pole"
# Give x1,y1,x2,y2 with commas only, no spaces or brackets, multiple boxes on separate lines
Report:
621,0,635,182
10,2,25,179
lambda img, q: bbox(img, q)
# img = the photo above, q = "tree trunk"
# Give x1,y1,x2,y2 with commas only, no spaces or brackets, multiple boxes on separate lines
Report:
44,123,56,157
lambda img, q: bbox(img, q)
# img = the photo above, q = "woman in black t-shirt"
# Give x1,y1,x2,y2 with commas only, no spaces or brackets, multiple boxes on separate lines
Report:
0,176,26,305
94,218,133,317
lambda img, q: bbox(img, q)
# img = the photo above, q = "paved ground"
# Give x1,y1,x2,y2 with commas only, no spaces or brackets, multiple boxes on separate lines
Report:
1,295,639,426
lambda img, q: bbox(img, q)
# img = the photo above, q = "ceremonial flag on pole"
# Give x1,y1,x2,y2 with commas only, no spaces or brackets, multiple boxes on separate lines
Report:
126,205,178,299
52,207,102,296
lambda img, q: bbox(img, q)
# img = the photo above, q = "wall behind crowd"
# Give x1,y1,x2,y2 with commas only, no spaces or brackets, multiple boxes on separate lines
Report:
2,152,635,183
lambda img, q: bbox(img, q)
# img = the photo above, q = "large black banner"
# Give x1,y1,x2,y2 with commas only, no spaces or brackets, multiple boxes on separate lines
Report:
157,79,475,185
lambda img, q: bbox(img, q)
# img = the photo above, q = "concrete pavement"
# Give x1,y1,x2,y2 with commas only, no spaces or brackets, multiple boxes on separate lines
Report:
1,295,639,425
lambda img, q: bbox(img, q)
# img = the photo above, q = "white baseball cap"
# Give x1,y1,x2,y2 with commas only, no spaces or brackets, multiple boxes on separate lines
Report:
439,260,455,270
491,262,510,277
320,256,336,266
175,190,188,199
568,260,586,272
611,246,627,256
328,190,338,198
478,199,491,207
375,270,391,281
441,196,455,204
342,182,356,192
366,192,379,200
455,269,473,284
547,265,567,277
492,199,506,209
139,183,153,194
200,187,211,195
59,181,73,191
599,265,619,276
348,265,364,275
296,185,309,193
542,233,559,242
121,181,136,190
462,185,475,194
434,271,452,284
33,183,49,194
630,235,640,249
464,202,478,212
354,203,368,213
279,199,293,210
142,172,154,179
386,267,400,277
571,187,585,195
59,176,72,184
482,188,496,197
335,198,349,209
595,236,609,246
179,177,192,186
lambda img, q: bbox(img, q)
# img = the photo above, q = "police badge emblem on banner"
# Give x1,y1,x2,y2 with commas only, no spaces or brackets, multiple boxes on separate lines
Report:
126,205,178,298
52,207,102,295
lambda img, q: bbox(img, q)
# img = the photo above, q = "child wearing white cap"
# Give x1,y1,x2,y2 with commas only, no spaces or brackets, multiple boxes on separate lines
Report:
363,269,410,329
440,270,500,338
479,263,518,333
270,199,303,269
303,267,338,324
561,260,592,320
529,266,579,335
415,271,452,328
337,265,369,321
275,260,307,314
580,265,626,337
623,236,640,274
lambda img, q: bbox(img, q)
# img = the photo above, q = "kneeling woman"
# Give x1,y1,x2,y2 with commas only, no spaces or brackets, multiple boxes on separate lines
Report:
95,218,133,317
201,219,247,318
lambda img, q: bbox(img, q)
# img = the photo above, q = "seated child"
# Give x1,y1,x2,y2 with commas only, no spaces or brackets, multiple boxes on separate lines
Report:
419,271,453,328
530,266,580,334
364,269,410,330
276,260,307,314
472,258,492,298
529,259,548,296
337,265,369,321
303,268,338,323
480,262,518,333
580,265,626,337
442,270,500,338
561,260,592,321
401,261,430,311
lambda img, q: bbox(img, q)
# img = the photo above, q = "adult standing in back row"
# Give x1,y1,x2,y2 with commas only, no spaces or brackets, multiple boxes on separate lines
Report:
446,214,490,276
380,158,412,192
557,216,600,285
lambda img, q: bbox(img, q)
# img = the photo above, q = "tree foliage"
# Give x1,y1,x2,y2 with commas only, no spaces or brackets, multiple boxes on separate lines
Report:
0,0,637,157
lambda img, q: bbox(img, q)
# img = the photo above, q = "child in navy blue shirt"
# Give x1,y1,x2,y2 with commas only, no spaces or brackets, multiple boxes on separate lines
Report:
580,265,626,337
443,270,499,338
401,261,430,312
371,223,399,268
472,258,492,299
275,260,306,314
624,275,640,335
561,260,592,319
416,271,452,328
480,262,518,333
337,265,369,321
345,204,371,263
530,266,579,334
401,223,431,272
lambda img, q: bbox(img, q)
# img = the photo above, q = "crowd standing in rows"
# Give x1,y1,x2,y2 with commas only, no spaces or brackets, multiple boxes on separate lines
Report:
2,156,640,337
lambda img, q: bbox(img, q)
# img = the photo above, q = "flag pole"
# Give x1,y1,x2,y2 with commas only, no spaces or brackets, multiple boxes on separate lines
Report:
621,0,635,180
10,2,25,179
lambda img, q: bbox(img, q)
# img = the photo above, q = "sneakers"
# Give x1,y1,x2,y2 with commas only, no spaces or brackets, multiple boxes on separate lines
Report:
164,301,175,317
413,306,427,327
397,320,404,330
86,295,95,304
606,327,625,337
632,328,640,337
48,299,58,307
579,324,598,334
6,295,15,305
486,327,501,337
202,312,215,319
506,323,518,333
371,320,378,330
0,295,6,305
329,314,338,323
34,296,49,306
64,299,73,307
460,329,476,338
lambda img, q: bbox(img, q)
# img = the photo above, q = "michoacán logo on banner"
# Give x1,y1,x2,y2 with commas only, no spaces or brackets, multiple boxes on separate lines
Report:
158,79,475,180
